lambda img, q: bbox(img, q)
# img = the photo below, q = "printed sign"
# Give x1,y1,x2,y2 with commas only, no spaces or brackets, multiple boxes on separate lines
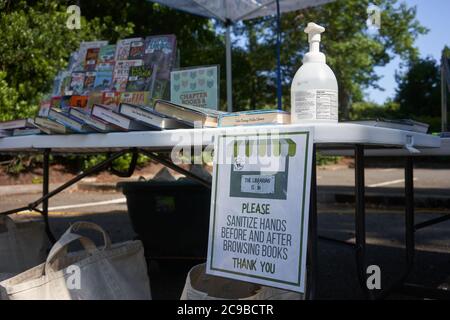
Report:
170,65,219,110
206,127,314,293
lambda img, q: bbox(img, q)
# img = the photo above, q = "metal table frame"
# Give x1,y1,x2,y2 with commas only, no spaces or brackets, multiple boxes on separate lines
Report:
0,126,444,299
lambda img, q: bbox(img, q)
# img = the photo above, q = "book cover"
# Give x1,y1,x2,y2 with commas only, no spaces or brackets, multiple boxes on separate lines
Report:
69,72,85,95
51,72,63,97
39,99,52,117
170,65,219,110
93,71,113,91
67,51,79,72
115,37,143,61
119,91,151,106
98,45,116,64
73,41,108,72
143,35,177,80
87,91,103,109
50,96,62,108
83,72,96,92
126,64,157,92
128,40,145,60
61,71,73,96
102,91,121,109
69,95,89,109
112,59,143,91
60,96,73,110
152,79,169,100
85,48,100,71
218,110,291,127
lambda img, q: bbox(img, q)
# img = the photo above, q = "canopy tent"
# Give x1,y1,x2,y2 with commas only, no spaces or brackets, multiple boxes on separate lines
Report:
149,0,334,111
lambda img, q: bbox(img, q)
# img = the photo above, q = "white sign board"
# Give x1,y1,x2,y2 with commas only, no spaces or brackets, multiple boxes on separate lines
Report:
206,127,314,293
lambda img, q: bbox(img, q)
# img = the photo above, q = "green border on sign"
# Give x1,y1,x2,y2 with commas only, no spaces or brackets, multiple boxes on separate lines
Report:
209,131,311,288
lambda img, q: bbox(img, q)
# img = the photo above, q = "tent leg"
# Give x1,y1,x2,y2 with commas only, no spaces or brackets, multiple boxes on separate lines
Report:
226,22,233,112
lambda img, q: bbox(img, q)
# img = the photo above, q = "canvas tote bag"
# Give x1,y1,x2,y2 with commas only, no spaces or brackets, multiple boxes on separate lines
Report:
0,215,48,275
180,263,303,300
0,221,151,300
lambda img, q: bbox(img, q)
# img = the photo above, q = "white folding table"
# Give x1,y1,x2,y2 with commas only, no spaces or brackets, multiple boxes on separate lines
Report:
0,123,442,299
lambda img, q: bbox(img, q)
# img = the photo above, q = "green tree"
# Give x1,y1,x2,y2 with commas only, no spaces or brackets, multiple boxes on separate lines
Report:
394,56,441,117
0,0,133,121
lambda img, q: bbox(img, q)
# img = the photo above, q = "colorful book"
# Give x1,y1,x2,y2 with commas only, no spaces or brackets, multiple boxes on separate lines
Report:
143,35,177,80
13,128,42,136
91,104,151,131
69,107,121,133
73,41,108,72
93,70,113,91
218,110,291,127
99,44,116,62
118,103,188,130
126,64,157,92
85,48,100,71
69,95,89,109
34,116,72,135
128,40,145,60
39,99,52,117
119,91,151,106
61,71,73,96
69,72,85,95
51,72,64,97
0,118,35,130
102,91,121,108
83,72,96,91
153,100,225,128
48,108,94,133
115,38,143,61
112,59,143,91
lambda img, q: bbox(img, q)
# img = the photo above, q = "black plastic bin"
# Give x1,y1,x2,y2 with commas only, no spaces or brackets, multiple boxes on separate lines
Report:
118,179,211,260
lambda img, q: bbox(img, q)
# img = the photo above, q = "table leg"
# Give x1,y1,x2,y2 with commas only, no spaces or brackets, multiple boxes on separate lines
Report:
42,149,56,243
354,145,372,299
405,156,415,273
306,145,318,300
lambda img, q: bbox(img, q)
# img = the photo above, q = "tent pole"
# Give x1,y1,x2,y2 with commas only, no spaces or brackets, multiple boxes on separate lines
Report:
226,20,233,112
276,0,282,110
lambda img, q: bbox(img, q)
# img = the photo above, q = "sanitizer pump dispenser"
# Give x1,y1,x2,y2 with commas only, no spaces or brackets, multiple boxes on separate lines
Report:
291,22,338,123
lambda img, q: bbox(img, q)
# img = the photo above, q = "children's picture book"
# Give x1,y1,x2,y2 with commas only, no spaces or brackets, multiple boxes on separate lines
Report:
112,59,143,91
102,91,121,108
128,40,145,60
39,99,51,117
83,72,96,92
69,72,85,95
61,71,73,96
126,64,157,92
67,51,79,72
98,45,116,64
73,41,108,72
51,72,63,97
94,71,113,91
115,37,143,61
143,35,176,81
120,91,151,107
153,79,169,100
69,95,89,109
85,48,100,71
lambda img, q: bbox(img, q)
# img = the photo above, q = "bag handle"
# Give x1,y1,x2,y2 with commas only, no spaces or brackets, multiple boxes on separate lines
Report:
44,222,111,274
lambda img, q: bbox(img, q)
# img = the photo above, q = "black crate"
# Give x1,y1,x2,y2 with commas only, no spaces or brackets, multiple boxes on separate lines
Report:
118,179,211,260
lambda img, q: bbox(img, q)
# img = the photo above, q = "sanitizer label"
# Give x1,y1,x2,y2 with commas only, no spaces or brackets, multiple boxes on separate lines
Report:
293,89,338,121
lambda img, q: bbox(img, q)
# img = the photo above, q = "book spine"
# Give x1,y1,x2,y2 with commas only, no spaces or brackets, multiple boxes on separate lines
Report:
92,106,129,129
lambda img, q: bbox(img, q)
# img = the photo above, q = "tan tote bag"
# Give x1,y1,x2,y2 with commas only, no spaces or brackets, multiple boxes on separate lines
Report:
0,215,48,275
180,263,303,300
0,221,151,300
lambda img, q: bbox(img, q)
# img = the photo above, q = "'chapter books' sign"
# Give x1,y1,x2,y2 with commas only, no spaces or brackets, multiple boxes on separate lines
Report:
206,127,314,293
170,65,219,110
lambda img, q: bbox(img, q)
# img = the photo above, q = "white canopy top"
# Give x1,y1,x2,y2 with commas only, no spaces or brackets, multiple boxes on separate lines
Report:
150,0,334,22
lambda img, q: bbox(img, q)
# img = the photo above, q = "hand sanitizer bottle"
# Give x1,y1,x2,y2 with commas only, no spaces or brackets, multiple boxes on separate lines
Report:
291,22,338,123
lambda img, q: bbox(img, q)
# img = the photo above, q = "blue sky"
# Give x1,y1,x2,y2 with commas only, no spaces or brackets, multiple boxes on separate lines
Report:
365,0,450,104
